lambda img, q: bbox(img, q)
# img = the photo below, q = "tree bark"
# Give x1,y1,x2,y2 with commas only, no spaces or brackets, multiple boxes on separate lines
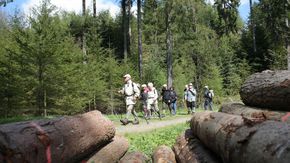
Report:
93,0,96,18
119,151,149,163
173,129,221,163
0,111,115,163
137,0,143,80
240,70,290,110
165,0,173,88
82,0,87,64
152,145,176,163
190,111,290,163
122,0,128,61
86,136,129,163
249,0,256,52
220,102,290,122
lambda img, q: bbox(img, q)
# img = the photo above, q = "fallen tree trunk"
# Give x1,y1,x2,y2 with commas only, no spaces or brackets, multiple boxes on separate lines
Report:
240,70,290,111
173,129,221,163
190,111,290,163
86,136,129,163
0,111,115,163
119,151,149,163
152,145,176,163
220,102,290,122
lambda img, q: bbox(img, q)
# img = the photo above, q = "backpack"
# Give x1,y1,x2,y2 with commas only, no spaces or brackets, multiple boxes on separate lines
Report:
163,90,171,104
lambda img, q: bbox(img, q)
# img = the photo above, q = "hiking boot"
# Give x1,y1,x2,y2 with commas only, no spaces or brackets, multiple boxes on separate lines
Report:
132,119,139,125
120,118,129,125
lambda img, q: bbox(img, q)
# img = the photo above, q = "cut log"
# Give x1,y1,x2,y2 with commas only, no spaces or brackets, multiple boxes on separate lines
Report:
0,111,115,163
86,135,129,163
173,129,221,163
152,145,176,163
119,151,149,163
190,111,290,163
240,70,290,110
220,102,290,122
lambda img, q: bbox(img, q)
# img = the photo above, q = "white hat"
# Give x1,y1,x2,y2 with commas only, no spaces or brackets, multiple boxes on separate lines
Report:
148,82,153,87
123,74,131,79
205,85,208,89
162,84,167,88
141,84,147,88
189,83,193,86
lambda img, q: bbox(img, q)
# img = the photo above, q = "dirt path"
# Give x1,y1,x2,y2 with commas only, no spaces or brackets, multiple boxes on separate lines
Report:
116,115,191,135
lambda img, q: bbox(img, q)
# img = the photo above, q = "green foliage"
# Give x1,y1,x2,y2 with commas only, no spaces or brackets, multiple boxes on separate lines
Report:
124,122,189,156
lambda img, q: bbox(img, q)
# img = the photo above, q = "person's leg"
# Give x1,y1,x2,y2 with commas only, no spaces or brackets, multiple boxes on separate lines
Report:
154,102,161,118
186,101,191,114
126,104,134,120
192,101,196,113
209,101,213,111
172,101,177,115
204,100,208,110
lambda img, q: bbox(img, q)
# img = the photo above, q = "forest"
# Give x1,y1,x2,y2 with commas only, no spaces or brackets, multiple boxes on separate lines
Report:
0,0,289,117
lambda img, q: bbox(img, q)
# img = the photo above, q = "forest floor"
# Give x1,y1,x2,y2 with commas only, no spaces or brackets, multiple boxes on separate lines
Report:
115,114,192,135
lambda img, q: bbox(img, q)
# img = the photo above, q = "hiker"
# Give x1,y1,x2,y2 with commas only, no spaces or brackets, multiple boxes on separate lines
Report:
161,84,172,114
147,82,161,119
118,74,140,125
169,87,177,115
204,86,213,111
183,85,188,109
185,83,197,114
140,84,150,118
160,84,168,114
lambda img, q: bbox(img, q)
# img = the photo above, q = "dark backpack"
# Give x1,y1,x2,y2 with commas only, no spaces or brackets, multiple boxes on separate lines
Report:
163,90,171,104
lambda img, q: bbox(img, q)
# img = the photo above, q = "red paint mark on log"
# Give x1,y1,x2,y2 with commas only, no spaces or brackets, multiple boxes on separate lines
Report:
281,113,290,122
30,122,52,163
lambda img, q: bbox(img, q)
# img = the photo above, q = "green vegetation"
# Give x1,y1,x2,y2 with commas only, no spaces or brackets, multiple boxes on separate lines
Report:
124,122,189,156
0,0,288,118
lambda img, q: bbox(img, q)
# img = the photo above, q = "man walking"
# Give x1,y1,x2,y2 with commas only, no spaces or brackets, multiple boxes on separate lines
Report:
204,85,213,111
185,83,197,114
118,74,140,125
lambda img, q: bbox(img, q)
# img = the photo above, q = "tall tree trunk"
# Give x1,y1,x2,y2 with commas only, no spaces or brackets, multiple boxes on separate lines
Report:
127,0,131,58
137,0,143,79
249,0,256,52
93,0,96,17
122,0,128,61
165,0,173,88
286,5,289,70
82,0,87,64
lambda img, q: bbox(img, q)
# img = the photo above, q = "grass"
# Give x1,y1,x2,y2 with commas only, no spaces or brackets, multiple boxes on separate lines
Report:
123,122,190,157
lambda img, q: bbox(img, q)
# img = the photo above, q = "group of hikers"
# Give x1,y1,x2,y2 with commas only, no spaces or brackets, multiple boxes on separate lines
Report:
118,74,214,125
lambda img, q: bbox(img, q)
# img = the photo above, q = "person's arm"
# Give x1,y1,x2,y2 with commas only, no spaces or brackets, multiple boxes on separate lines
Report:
133,83,140,98
118,86,125,94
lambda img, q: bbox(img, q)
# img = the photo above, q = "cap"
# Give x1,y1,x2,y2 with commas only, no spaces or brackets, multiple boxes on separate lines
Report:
123,74,131,79
162,84,167,88
189,83,193,86
148,82,153,87
141,84,147,88
204,85,208,89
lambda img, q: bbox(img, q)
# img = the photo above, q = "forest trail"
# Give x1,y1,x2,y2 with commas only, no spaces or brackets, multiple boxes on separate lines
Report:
116,115,191,135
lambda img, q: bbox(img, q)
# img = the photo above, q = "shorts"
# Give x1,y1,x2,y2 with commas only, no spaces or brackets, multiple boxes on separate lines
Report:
186,101,195,108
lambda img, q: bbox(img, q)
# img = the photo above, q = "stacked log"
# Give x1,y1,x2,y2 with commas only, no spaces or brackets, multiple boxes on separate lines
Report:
221,102,290,122
190,111,290,163
173,129,221,163
240,70,290,110
119,151,149,163
152,145,176,163
86,136,129,163
172,70,290,163
0,111,117,163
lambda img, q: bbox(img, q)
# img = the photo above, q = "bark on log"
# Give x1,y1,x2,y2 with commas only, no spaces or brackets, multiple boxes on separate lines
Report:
0,111,115,163
119,151,149,163
86,136,129,163
221,102,290,122
173,129,221,163
240,70,290,110
190,111,290,163
152,145,176,163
